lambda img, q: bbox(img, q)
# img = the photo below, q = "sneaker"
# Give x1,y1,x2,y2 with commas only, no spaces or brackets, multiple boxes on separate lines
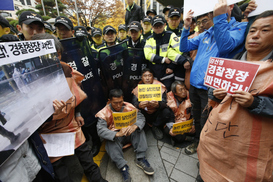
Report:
120,165,131,182
151,126,163,140
184,142,198,155
136,157,154,175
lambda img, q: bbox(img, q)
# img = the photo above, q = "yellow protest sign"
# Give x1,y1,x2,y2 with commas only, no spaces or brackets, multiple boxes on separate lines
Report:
138,84,162,101
113,110,137,129
172,118,193,135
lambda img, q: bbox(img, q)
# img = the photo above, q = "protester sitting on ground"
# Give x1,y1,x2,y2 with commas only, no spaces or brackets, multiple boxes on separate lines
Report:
103,25,117,47
91,28,106,51
96,89,154,182
164,81,195,146
117,24,128,43
198,10,273,182
141,16,152,40
35,33,106,182
127,21,145,48
146,9,156,18
179,0,253,157
54,16,74,40
132,68,174,140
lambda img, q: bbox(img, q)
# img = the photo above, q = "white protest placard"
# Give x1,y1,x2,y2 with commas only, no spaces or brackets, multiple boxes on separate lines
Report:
0,39,72,167
41,133,76,157
184,0,242,17
0,39,56,65
248,0,273,17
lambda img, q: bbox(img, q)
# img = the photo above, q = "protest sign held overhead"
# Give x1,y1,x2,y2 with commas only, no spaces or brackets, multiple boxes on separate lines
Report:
172,119,193,135
0,39,72,166
204,57,260,94
138,84,162,102
113,110,137,129
184,0,241,17
248,0,273,17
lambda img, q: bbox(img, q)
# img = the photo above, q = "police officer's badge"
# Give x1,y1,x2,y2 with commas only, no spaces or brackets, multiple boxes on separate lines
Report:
173,36,179,42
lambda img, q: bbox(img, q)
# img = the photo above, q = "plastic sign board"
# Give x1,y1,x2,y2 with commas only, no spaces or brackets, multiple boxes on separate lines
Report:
184,0,242,17
113,110,137,129
172,118,193,135
248,0,273,17
1,0,14,10
138,84,162,101
204,57,260,94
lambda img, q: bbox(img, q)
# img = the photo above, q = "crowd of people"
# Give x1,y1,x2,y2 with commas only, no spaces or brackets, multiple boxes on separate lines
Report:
0,0,273,181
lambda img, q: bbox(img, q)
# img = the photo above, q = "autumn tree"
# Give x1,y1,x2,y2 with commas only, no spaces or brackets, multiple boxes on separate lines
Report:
61,0,125,29
106,0,126,31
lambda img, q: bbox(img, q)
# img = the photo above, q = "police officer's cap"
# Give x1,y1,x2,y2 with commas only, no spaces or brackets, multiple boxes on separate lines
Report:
146,9,157,16
0,15,10,28
168,8,182,18
118,24,127,31
152,15,166,26
128,21,142,32
103,25,117,35
19,11,44,26
44,22,54,32
163,5,174,14
92,28,102,37
54,16,73,30
143,16,152,24
74,26,88,37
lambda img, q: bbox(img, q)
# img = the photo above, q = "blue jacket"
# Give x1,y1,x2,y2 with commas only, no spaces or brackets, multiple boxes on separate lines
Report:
180,14,247,90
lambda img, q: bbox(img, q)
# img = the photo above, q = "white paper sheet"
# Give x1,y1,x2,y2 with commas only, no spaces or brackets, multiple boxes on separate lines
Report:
248,0,273,17
184,0,242,17
41,132,76,157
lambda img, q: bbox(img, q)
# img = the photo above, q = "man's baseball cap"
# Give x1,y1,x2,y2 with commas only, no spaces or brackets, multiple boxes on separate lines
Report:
168,8,182,18
44,22,54,32
146,9,157,16
152,15,166,26
143,16,152,24
92,28,102,37
128,21,142,32
163,5,174,14
103,25,116,34
19,11,44,26
118,24,127,31
0,15,10,28
74,26,88,37
54,16,73,30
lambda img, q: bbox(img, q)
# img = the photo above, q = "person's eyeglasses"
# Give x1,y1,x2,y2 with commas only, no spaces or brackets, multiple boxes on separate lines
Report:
196,19,210,25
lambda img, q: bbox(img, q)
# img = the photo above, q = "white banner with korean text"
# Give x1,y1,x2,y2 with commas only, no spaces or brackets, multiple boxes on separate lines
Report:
0,39,56,65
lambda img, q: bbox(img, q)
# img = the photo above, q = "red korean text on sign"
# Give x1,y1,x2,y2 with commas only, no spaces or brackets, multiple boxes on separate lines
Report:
204,57,260,94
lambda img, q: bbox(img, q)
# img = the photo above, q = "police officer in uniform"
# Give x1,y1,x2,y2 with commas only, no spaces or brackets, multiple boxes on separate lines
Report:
144,15,190,91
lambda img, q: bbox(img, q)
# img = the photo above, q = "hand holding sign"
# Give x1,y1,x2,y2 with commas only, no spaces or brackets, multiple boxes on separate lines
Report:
139,101,149,109
126,125,138,136
184,10,194,29
149,101,159,108
243,0,257,18
213,0,228,17
213,88,228,100
232,90,254,108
